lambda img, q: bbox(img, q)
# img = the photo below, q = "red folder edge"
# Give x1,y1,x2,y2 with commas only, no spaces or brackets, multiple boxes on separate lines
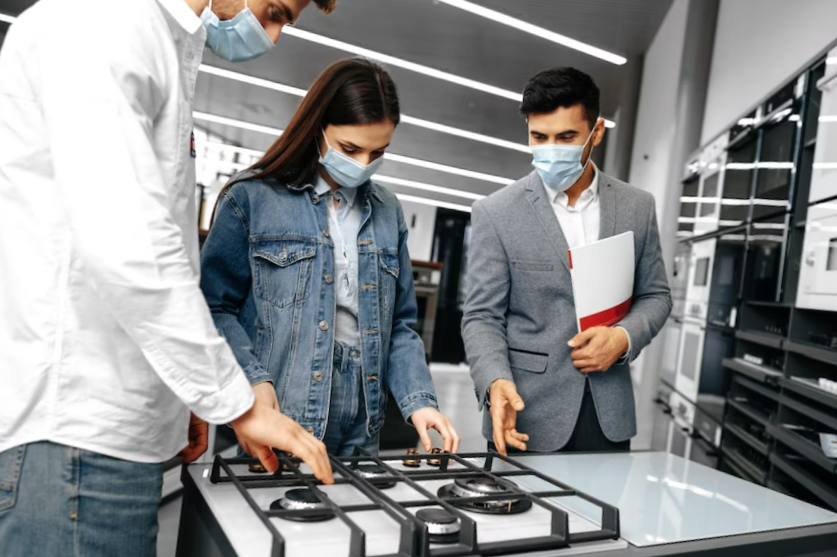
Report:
578,298,632,332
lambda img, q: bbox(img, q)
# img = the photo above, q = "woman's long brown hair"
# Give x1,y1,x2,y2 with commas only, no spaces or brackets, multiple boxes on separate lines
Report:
211,58,400,224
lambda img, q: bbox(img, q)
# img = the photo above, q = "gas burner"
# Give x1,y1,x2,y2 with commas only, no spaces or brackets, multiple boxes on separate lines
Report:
248,462,268,474
438,477,532,515
416,508,460,544
354,464,396,489
270,488,334,522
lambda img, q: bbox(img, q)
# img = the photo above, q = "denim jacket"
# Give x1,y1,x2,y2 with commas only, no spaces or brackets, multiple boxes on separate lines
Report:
200,175,438,438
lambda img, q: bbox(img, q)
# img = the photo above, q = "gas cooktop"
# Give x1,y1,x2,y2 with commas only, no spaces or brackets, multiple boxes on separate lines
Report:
196,450,626,557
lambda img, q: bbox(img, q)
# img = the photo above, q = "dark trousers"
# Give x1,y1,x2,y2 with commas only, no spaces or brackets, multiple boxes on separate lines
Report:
488,381,630,454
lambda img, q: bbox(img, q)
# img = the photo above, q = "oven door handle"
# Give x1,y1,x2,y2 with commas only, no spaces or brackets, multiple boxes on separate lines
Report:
690,431,719,456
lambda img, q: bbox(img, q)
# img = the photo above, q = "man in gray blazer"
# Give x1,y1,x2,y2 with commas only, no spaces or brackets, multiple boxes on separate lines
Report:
462,67,672,455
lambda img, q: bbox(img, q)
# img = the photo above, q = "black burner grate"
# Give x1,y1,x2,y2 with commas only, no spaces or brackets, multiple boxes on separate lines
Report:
207,451,620,557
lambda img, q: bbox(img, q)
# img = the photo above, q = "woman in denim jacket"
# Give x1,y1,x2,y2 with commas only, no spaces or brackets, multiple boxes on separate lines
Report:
200,59,459,457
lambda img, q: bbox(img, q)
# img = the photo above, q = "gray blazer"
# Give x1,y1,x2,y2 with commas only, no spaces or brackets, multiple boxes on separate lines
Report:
462,171,672,451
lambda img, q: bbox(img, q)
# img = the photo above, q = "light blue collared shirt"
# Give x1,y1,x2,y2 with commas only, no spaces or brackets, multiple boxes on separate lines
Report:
315,176,363,345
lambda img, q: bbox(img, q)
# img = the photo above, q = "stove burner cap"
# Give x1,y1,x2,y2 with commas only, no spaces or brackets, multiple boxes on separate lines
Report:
270,488,335,522
439,477,532,515
355,464,387,478
248,462,268,474
355,464,396,489
416,508,460,543
452,477,509,496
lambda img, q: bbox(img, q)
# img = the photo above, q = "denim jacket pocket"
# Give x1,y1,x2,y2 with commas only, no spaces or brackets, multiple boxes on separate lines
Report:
0,445,26,512
253,240,317,308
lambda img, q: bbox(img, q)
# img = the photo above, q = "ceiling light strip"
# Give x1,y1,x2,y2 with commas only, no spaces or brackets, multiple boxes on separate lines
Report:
372,175,486,200
194,113,515,185
283,26,521,101
199,64,532,152
435,0,626,65
0,12,15,24
194,112,285,136
281,28,617,127
396,193,472,213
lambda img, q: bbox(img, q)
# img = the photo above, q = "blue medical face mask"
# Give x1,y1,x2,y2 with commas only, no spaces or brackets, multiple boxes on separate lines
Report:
318,133,384,189
531,122,598,192
201,0,275,63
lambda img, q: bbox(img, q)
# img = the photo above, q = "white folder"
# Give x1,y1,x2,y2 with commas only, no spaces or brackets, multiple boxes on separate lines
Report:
568,231,635,332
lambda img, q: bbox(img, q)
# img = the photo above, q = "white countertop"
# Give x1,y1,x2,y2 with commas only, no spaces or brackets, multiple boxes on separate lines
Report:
513,452,837,548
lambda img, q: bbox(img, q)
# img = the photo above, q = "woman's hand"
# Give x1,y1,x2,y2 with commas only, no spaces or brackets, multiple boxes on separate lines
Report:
410,407,461,453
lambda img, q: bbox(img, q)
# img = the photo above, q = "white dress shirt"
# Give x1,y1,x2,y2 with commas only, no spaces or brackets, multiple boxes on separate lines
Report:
543,165,632,358
0,0,254,463
315,177,363,345
546,165,601,250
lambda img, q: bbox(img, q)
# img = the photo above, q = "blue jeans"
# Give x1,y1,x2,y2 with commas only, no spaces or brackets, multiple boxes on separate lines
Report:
0,441,163,557
322,343,380,457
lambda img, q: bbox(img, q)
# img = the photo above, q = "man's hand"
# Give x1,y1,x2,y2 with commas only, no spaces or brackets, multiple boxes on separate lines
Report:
410,408,461,453
231,402,334,484
236,382,280,457
489,379,528,455
569,326,629,373
180,413,209,463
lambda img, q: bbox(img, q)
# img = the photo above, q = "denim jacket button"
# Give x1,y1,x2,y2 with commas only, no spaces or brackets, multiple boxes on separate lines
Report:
313,371,323,382
306,427,314,434
319,321,330,331
325,274,334,284
322,229,330,238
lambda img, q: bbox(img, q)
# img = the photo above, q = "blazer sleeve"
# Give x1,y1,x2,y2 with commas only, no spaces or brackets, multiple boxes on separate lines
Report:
616,196,673,361
461,201,515,410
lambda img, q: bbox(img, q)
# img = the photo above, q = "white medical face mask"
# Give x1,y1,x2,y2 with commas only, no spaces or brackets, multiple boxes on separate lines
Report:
201,0,275,63
318,133,384,189
531,121,598,192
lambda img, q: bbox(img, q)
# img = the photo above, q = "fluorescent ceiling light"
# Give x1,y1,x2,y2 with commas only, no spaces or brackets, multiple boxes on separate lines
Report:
820,115,837,123
396,193,472,213
281,27,617,128
0,12,15,24
199,64,531,153
400,115,530,153
813,162,837,170
194,112,284,136
283,27,520,101
435,0,626,66
827,57,837,65
194,112,515,185
372,175,486,200
197,153,482,204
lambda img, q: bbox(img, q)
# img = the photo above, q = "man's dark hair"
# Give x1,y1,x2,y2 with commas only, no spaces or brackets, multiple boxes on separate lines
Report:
520,67,600,130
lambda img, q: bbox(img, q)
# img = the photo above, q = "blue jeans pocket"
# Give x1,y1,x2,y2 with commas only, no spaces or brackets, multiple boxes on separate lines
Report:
0,445,26,512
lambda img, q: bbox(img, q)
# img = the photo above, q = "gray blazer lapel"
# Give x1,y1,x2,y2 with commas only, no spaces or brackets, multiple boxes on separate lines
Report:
524,172,571,273
598,172,617,239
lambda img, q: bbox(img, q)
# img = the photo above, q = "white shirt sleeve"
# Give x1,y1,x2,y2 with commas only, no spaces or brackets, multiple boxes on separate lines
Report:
37,16,254,425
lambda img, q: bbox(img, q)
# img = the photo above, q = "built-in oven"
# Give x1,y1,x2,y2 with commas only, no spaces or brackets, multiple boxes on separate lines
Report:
684,239,715,322
694,135,729,235
660,317,683,389
796,202,837,311
808,46,837,204
666,391,720,469
671,243,692,318
743,216,791,303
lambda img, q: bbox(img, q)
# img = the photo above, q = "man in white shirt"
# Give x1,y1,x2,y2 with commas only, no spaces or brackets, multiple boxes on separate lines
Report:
462,67,672,455
0,0,336,555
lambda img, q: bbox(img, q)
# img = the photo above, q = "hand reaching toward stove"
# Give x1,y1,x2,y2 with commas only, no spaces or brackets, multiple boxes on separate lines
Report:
411,407,461,453
235,382,280,459
179,412,209,463
231,401,334,484
489,379,529,455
